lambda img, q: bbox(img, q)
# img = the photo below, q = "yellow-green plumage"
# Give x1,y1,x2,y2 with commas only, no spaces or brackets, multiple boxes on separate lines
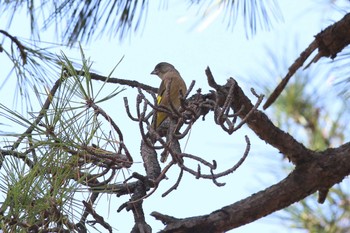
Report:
151,62,187,129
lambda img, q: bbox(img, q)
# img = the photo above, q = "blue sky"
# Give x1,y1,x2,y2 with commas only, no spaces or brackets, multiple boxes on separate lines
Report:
0,0,348,232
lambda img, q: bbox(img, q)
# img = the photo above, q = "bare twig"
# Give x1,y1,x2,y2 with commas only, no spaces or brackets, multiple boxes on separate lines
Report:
206,66,220,90
230,90,264,133
263,40,318,109
162,168,184,197
87,101,124,144
0,30,27,64
83,200,112,232
185,80,196,99
0,149,34,168
77,192,99,231
123,97,139,121
178,136,250,182
76,70,157,93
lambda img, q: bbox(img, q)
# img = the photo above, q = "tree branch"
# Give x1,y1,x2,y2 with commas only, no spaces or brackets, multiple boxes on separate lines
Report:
77,70,158,93
206,69,310,164
152,142,350,232
264,12,350,109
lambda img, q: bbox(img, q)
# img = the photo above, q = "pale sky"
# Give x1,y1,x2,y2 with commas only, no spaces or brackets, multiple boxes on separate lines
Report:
0,0,347,232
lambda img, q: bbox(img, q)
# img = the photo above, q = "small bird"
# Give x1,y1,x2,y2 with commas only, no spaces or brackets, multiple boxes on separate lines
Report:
150,62,187,130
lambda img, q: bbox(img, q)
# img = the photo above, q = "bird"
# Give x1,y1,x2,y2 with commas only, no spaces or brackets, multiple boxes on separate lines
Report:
150,62,187,130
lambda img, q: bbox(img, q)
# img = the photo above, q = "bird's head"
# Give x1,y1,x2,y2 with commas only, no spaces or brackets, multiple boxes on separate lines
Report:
151,62,175,79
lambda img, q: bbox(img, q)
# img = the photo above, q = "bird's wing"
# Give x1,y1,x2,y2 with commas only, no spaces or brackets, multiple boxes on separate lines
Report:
153,80,168,128
154,72,187,129
157,80,166,105
163,72,187,107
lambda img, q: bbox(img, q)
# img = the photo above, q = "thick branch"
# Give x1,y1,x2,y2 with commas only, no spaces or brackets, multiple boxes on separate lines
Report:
207,72,310,165
153,143,350,232
140,140,161,181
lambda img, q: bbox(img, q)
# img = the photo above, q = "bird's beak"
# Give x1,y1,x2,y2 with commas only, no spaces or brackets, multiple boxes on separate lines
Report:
151,70,157,75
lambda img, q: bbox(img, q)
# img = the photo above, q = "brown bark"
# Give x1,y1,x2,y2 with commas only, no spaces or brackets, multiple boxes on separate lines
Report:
152,143,350,233
150,75,350,233
264,12,350,109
